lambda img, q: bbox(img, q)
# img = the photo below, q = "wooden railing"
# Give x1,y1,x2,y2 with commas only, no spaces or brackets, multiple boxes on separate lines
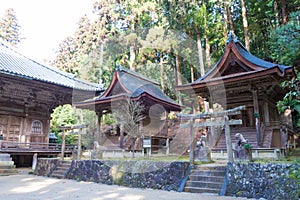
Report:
0,141,75,152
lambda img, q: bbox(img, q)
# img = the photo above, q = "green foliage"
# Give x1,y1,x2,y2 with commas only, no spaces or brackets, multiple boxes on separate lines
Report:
47,1,300,141
50,104,76,134
243,143,253,150
269,11,300,66
0,8,22,46
277,68,300,129
50,105,98,146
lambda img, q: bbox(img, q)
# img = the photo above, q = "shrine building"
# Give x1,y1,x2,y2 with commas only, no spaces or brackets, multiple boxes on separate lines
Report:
74,65,181,153
176,33,295,151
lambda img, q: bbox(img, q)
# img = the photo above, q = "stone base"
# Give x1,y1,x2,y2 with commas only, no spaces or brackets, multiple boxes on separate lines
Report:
195,147,212,162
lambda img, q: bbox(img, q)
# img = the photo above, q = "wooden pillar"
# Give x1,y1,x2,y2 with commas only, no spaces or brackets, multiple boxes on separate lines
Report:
96,112,102,142
224,115,234,163
120,124,124,149
189,118,194,165
61,130,66,161
252,89,262,147
77,129,82,160
263,101,270,126
166,138,169,155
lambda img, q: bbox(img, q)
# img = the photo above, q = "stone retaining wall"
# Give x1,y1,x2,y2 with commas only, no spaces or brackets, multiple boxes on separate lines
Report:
226,162,300,200
34,158,59,176
34,159,189,191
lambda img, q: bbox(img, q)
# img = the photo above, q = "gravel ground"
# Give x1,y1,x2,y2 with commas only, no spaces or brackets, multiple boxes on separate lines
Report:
0,170,252,200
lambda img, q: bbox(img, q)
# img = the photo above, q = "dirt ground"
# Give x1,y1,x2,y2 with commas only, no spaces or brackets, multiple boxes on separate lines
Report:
0,169,253,200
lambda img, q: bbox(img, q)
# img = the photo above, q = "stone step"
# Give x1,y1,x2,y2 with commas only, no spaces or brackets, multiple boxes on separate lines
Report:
56,165,70,170
0,154,12,161
186,180,223,189
190,170,226,177
184,186,220,194
49,161,72,179
50,173,64,179
0,168,18,176
189,175,224,182
0,165,15,169
0,161,15,166
0,157,12,161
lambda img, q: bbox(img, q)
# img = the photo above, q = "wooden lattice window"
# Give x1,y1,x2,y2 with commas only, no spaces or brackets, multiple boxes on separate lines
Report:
31,120,42,134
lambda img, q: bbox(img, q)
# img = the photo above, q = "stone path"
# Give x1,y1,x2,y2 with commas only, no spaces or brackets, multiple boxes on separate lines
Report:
0,173,254,200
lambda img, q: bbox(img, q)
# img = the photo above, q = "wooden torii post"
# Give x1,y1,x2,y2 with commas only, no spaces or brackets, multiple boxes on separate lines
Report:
58,124,87,161
177,105,246,164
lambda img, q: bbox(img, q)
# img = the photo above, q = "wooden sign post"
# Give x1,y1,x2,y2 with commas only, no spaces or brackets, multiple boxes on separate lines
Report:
177,105,245,164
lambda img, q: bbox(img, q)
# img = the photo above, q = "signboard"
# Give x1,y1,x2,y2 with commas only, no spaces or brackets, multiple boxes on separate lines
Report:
143,138,151,148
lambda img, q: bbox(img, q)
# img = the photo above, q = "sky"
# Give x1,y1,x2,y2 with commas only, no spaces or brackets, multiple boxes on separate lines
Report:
0,0,96,64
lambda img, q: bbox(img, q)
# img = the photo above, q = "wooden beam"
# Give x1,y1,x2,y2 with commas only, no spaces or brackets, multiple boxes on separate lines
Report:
180,119,242,128
177,105,246,120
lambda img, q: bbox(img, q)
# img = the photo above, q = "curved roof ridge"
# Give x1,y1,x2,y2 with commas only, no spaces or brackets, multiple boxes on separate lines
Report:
193,35,291,84
116,64,159,85
234,42,290,72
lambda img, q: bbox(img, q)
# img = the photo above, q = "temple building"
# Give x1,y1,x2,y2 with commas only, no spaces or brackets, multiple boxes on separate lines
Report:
75,66,181,152
0,41,102,145
176,33,295,150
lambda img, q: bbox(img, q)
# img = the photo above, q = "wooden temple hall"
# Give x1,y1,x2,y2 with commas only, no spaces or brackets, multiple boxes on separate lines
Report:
0,41,102,166
74,66,182,155
177,33,295,155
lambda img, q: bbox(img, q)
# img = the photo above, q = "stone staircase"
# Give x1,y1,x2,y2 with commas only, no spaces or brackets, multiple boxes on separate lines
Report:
184,165,226,194
214,127,259,149
169,127,198,155
49,161,72,179
0,153,18,176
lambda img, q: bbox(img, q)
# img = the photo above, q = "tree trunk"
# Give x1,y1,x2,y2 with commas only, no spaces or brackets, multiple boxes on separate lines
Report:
222,2,229,39
205,36,211,67
280,0,288,25
160,52,165,91
131,137,137,158
195,26,205,77
175,54,182,105
274,0,280,28
129,45,135,70
227,5,235,33
175,54,182,85
240,0,250,51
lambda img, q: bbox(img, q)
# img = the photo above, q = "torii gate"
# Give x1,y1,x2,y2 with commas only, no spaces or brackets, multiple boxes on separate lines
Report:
58,124,87,161
177,105,246,164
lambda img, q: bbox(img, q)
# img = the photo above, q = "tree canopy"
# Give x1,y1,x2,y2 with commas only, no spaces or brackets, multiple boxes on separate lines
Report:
0,8,22,46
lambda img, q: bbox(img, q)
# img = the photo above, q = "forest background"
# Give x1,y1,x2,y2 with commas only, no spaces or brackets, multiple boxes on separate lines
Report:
0,0,299,147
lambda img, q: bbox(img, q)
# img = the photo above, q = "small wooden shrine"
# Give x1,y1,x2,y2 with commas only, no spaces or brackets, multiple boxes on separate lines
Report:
0,42,102,145
75,66,181,151
176,33,295,150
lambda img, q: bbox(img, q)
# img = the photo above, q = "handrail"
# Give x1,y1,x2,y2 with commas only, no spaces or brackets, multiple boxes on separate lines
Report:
178,164,192,192
220,164,229,196
0,141,75,151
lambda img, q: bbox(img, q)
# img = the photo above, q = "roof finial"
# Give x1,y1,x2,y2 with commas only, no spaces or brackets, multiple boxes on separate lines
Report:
115,64,124,71
226,31,238,43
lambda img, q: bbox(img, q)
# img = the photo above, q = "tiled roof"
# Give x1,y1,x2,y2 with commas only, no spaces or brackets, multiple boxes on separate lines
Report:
194,38,292,83
77,66,181,112
0,41,103,91
117,68,178,106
